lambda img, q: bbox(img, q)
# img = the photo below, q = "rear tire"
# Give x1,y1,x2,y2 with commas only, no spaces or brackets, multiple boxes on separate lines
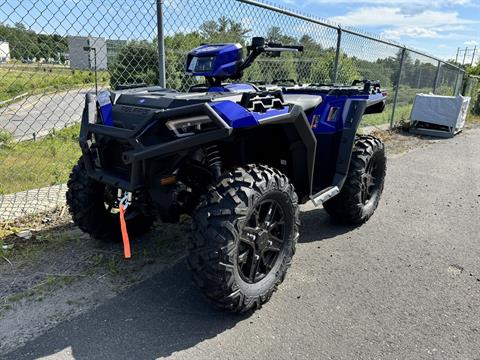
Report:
188,165,299,313
66,157,154,242
323,135,386,224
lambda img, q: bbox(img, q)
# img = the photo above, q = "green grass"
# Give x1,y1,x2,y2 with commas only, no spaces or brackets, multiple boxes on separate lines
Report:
0,124,81,195
362,103,413,127
467,115,480,124
0,66,110,102
359,86,434,127
0,129,14,144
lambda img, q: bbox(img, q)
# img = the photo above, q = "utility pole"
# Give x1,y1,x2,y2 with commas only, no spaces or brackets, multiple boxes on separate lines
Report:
83,46,98,95
462,46,468,65
471,46,477,66
455,47,460,64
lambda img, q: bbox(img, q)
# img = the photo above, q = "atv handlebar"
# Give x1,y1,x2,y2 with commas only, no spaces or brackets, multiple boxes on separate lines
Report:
265,44,304,53
240,37,303,73
247,38,304,53
200,37,304,85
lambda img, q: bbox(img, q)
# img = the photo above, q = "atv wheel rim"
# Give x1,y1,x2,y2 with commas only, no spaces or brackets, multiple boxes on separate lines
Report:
361,156,382,205
238,199,286,284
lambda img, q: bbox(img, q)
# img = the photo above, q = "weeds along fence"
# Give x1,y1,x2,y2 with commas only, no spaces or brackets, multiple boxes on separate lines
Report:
464,76,480,115
0,0,473,221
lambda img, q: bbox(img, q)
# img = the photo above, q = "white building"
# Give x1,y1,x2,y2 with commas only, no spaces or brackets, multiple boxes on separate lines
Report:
0,41,10,63
68,36,107,70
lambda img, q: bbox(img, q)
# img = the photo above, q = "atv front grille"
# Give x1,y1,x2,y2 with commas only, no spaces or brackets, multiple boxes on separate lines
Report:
98,138,133,179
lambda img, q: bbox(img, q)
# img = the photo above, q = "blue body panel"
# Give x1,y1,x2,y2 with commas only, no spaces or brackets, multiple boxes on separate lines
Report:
186,43,242,79
209,90,386,132
284,91,386,134
97,96,113,126
308,95,349,134
210,101,290,128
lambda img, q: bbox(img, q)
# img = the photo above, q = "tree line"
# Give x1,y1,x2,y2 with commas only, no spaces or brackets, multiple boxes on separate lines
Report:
0,23,68,62
109,17,457,92
0,18,460,93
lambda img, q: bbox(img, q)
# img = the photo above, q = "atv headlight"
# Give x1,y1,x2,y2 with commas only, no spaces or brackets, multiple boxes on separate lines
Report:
166,116,212,137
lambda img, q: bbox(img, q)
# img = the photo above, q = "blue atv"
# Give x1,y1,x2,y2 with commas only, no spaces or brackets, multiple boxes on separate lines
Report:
67,37,387,313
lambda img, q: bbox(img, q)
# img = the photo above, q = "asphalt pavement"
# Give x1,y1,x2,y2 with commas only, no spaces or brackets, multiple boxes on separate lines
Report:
2,129,480,360
0,88,94,141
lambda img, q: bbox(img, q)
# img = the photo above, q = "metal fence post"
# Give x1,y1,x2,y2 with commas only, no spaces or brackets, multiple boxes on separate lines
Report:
156,0,166,87
454,70,464,96
332,27,342,84
390,47,406,129
453,69,459,95
433,61,441,94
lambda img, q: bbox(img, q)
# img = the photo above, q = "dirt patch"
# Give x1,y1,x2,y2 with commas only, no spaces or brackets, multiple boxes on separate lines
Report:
448,264,464,275
364,121,480,158
373,128,440,157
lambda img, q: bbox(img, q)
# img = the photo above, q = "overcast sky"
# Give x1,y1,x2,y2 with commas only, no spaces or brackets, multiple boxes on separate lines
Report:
271,0,479,61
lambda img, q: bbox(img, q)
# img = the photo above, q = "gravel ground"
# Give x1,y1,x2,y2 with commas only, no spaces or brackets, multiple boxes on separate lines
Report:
1,128,479,359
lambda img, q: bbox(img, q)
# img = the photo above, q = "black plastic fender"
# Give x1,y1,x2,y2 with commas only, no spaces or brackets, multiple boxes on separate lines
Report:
258,104,317,200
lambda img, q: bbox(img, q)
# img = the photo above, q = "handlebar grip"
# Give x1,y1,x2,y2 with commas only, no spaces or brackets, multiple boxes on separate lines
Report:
266,42,304,52
283,45,304,52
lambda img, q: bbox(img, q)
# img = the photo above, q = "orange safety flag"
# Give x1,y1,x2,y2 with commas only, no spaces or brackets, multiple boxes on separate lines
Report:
119,204,131,259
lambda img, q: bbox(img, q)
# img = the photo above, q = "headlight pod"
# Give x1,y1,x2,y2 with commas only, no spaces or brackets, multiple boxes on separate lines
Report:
165,115,212,138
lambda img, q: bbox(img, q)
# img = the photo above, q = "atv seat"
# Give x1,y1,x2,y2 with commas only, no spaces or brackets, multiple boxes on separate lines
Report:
283,94,322,112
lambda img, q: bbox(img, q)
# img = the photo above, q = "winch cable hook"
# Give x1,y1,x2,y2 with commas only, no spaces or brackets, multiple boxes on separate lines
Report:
118,193,132,259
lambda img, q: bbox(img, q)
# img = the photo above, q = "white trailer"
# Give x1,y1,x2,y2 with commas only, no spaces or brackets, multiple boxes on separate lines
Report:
410,94,471,138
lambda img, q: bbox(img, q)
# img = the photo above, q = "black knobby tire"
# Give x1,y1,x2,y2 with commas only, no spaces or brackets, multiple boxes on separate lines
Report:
323,135,386,224
66,157,154,242
188,165,299,313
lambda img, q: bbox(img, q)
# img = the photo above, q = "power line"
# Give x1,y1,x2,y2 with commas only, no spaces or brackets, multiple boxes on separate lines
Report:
455,46,479,66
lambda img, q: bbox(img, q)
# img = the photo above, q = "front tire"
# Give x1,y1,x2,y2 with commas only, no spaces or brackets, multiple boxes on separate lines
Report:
188,165,299,313
66,157,154,242
323,135,386,224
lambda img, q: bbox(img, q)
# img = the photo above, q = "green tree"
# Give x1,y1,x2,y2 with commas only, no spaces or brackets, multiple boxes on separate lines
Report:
165,32,203,90
109,17,250,90
245,26,299,83
199,16,250,44
352,57,394,88
310,51,360,84
110,41,158,88
297,35,326,83
0,23,67,62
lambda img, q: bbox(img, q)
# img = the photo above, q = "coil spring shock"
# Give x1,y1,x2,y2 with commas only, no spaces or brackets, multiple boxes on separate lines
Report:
206,145,222,180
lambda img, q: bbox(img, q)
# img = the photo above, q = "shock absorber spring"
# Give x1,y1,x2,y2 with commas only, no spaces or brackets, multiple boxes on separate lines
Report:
206,145,222,180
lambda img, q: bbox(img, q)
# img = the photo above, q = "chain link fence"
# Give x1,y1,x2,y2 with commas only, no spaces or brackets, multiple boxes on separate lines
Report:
0,0,475,221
